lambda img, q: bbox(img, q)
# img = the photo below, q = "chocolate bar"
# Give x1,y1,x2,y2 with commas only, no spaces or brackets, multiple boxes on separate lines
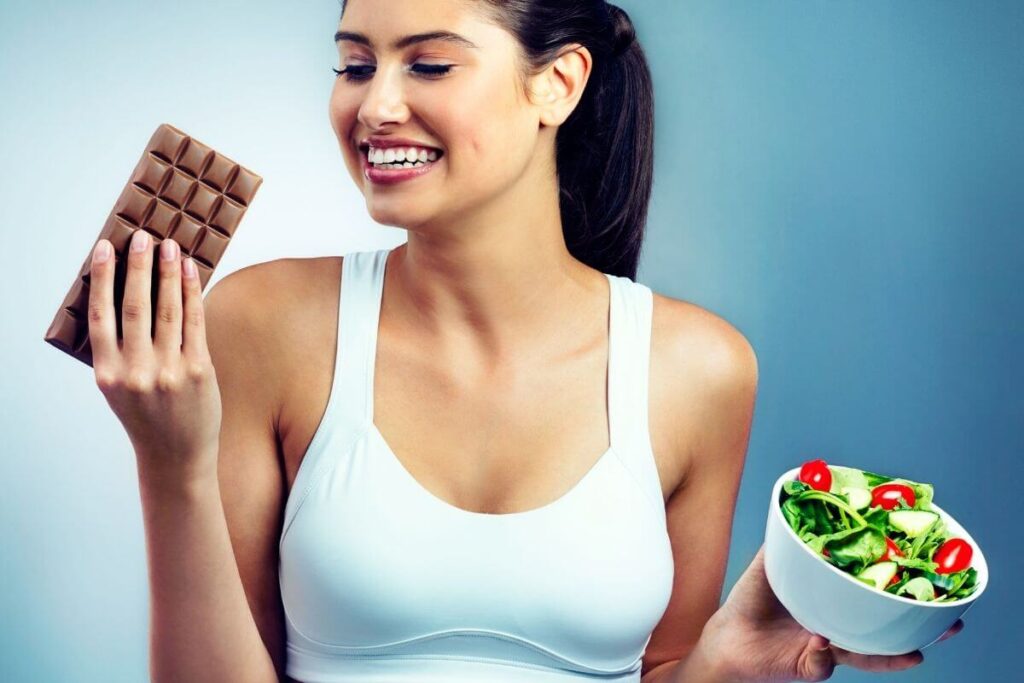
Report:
43,123,262,368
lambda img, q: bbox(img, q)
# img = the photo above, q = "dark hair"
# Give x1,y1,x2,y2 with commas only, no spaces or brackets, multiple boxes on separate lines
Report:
341,1,654,280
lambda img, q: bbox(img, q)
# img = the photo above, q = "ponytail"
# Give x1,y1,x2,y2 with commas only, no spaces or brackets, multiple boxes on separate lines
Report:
483,1,655,279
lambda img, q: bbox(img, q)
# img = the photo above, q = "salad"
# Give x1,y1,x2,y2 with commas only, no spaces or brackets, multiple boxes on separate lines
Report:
779,459,979,602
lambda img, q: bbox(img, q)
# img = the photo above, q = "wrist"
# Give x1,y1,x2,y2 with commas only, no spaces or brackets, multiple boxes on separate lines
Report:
677,611,744,683
136,456,219,502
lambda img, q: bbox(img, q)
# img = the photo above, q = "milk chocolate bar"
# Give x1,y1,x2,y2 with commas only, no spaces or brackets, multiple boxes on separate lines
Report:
43,123,262,367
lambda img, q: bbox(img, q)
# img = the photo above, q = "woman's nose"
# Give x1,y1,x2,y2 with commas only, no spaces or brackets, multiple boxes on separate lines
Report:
356,67,411,129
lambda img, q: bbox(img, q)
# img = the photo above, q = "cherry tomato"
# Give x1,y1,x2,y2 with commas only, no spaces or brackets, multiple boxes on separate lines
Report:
799,459,832,492
933,538,973,575
888,571,902,588
880,537,904,562
871,483,916,510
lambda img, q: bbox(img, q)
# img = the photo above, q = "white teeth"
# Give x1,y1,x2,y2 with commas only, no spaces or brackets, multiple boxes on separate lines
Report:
366,145,442,164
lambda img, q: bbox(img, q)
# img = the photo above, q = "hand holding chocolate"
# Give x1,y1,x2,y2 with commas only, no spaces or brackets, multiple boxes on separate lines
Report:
44,124,262,367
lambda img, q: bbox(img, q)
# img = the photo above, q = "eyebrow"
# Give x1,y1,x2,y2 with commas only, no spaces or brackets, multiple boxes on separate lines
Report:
334,30,479,51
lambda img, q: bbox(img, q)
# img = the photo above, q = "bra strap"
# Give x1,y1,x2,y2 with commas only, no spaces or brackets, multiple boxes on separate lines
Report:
332,247,388,426
607,274,664,518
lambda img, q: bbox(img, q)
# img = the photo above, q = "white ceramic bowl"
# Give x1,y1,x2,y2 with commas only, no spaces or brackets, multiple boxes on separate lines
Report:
763,467,988,655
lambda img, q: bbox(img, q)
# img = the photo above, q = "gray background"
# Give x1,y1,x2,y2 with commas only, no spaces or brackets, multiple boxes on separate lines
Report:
2,1,1020,681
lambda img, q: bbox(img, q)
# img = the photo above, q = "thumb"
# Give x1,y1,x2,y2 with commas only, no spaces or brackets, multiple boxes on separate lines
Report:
800,635,836,682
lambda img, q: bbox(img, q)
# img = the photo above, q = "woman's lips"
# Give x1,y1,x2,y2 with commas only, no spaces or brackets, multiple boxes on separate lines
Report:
360,151,441,185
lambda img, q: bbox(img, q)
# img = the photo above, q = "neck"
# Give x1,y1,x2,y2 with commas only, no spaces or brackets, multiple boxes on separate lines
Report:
377,138,609,373
385,234,606,373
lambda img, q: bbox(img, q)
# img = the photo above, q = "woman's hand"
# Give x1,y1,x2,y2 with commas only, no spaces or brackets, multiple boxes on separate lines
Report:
702,544,965,683
88,229,222,487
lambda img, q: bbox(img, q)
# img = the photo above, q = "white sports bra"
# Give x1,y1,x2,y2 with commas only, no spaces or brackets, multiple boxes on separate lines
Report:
279,246,674,682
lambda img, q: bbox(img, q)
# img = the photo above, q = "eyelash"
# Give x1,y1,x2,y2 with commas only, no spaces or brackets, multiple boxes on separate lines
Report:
332,64,453,81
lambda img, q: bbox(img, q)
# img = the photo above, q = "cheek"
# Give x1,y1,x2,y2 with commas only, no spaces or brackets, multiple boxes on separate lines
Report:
328,86,351,136
450,98,521,168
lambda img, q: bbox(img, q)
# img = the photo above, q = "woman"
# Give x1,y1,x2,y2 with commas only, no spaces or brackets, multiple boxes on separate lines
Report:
87,1,963,681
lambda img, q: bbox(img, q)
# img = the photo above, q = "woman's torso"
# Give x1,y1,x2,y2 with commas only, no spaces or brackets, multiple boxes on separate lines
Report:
261,246,712,681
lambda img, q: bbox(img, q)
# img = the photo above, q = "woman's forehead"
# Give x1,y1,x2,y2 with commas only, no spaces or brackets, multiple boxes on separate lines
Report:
337,0,514,57
340,0,483,33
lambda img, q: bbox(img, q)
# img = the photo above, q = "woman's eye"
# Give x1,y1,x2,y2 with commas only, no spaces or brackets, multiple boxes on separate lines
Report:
332,64,453,81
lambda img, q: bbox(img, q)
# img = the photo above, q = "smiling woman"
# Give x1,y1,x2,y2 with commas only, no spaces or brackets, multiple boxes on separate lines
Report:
112,1,758,683
327,0,653,279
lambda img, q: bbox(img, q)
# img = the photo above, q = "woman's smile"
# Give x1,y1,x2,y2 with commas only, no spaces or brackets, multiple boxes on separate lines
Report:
360,146,444,185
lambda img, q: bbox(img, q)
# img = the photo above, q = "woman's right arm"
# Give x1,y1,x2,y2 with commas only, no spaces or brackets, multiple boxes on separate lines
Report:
89,232,292,682
139,264,289,683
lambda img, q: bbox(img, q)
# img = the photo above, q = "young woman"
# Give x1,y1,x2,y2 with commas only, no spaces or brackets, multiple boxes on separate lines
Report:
88,1,963,681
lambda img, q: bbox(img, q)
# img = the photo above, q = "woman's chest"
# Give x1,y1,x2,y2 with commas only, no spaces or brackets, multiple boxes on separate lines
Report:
275,277,698,515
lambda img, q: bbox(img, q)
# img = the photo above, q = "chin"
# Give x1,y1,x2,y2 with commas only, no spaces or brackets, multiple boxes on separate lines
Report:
365,202,424,228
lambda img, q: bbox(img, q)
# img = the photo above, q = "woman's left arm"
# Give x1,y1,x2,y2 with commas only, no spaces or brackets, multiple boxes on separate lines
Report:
640,307,760,681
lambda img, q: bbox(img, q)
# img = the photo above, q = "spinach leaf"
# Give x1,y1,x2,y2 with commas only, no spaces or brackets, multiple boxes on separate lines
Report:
824,526,887,574
783,480,810,496
782,497,804,533
863,506,888,534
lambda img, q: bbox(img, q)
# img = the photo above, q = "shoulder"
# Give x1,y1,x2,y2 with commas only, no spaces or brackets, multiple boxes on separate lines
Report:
203,255,342,406
205,255,340,310
650,289,758,394
648,290,759,486
203,256,343,342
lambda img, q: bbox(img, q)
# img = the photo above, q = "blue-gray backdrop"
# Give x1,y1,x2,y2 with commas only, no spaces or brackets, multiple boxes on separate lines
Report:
2,1,1020,681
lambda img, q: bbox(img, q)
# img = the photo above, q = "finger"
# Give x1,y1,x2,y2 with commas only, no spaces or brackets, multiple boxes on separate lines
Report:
937,619,965,642
87,239,118,369
180,255,208,362
832,645,924,672
802,636,836,682
154,237,182,354
123,229,156,360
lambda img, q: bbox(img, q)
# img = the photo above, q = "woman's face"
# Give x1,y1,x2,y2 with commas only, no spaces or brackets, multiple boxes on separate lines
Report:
329,0,544,232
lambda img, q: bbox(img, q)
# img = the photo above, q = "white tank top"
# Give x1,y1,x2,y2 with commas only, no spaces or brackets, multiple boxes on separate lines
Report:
279,246,674,682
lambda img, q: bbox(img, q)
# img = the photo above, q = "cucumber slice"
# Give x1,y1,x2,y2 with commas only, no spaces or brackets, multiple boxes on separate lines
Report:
896,576,936,601
888,510,939,538
856,561,898,590
841,486,872,511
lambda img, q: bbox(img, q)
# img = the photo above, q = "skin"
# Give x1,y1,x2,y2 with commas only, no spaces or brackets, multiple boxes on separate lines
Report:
87,0,966,680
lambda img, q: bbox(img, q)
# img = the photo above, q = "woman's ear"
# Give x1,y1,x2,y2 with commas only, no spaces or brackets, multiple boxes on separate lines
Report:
526,44,593,127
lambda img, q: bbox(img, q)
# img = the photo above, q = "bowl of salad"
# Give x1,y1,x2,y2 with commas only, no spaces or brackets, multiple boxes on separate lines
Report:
763,459,987,656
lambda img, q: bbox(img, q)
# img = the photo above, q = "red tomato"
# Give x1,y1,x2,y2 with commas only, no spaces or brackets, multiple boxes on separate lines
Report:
933,538,973,575
799,459,832,492
888,571,902,588
822,548,831,558
880,537,904,562
871,483,916,510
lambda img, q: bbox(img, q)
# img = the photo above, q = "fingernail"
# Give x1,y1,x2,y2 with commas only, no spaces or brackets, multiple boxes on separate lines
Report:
183,257,197,279
93,240,111,264
160,238,178,261
131,230,150,252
